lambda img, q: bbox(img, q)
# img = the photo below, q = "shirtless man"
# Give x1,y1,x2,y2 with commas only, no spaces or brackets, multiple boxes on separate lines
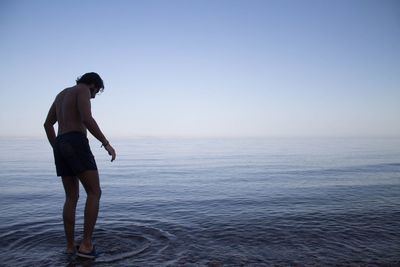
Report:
44,72,116,258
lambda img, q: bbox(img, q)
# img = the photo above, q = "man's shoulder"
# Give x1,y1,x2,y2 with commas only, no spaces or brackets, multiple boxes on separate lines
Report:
55,86,76,100
76,85,92,100
61,85,87,95
56,85,89,102
59,86,74,94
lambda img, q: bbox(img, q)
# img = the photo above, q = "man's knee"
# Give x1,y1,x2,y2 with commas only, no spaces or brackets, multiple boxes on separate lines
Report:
88,188,101,199
66,193,79,203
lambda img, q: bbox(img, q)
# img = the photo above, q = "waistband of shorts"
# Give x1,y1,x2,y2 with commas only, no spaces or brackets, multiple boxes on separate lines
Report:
56,131,87,139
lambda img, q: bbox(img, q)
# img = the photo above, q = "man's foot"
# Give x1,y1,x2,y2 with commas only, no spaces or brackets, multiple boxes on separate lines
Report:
78,242,93,253
77,245,97,259
66,246,75,254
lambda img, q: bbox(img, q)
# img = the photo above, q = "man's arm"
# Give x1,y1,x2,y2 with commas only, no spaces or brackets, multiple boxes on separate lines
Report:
77,88,108,145
77,87,116,161
44,102,57,147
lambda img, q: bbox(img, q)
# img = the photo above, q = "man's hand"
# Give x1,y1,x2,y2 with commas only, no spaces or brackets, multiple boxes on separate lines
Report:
104,144,116,162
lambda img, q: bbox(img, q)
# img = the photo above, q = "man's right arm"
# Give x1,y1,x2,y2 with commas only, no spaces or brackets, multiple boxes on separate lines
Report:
77,88,116,161
77,88,108,144
44,101,57,147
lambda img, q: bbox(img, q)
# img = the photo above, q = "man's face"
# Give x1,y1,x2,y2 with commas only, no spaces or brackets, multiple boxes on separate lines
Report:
89,85,100,99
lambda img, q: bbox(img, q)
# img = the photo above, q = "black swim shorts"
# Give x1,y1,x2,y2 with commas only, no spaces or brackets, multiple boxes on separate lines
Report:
53,131,97,177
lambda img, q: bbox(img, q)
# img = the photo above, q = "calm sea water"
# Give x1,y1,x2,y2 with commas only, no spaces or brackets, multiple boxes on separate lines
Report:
0,137,399,267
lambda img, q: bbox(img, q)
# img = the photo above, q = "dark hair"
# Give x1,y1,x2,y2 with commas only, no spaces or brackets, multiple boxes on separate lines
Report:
76,72,104,92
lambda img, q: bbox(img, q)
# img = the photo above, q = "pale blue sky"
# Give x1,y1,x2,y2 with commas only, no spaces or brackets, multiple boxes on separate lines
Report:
1,0,399,138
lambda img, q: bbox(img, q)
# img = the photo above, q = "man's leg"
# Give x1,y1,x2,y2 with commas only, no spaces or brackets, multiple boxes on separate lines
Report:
77,170,101,253
61,176,79,253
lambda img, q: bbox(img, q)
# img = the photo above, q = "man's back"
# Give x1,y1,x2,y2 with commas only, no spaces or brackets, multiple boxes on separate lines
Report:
55,85,86,135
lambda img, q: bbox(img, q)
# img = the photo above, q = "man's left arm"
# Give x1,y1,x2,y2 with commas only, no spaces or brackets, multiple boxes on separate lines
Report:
44,102,57,147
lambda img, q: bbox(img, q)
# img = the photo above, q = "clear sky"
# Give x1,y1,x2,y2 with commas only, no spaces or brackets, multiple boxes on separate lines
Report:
1,0,399,138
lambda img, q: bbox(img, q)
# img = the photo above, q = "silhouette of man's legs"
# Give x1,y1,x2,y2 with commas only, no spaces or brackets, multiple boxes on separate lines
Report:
61,176,79,253
77,170,102,253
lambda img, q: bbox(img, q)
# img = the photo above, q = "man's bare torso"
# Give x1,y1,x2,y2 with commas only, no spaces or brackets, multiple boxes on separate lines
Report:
44,74,115,161
55,85,87,135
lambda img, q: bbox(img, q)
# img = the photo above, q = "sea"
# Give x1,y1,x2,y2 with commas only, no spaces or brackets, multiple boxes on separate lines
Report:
0,137,399,267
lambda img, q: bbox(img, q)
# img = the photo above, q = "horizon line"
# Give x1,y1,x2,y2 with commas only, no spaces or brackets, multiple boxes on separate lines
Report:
1,134,399,140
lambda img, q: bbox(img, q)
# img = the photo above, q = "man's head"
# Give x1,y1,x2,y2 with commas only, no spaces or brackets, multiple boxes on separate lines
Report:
76,72,104,98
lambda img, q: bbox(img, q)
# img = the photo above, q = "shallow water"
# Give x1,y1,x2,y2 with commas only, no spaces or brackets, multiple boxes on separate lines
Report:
0,137,400,266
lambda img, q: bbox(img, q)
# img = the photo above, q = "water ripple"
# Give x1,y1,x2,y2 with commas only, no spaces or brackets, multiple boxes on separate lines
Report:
0,219,177,266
